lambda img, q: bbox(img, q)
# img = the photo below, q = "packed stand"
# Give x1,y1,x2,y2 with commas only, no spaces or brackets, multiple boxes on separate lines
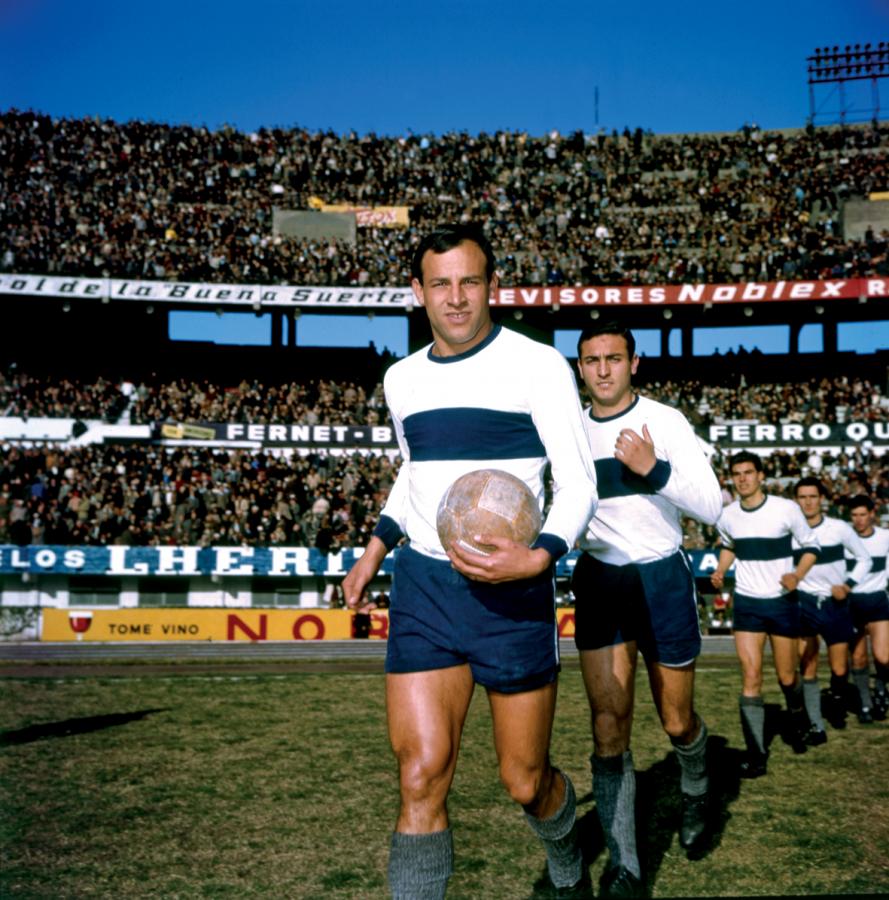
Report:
0,367,388,427
3,110,888,288
0,438,885,551
3,366,885,430
0,443,399,551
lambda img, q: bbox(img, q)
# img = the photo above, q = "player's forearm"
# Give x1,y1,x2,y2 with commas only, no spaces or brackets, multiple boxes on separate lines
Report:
793,551,819,582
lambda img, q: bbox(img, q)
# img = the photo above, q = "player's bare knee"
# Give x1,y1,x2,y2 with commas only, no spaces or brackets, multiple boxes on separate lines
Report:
776,672,798,689
661,711,695,742
397,750,453,806
498,760,544,807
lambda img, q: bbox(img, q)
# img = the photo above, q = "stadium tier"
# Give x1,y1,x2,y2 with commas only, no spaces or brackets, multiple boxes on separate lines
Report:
0,111,887,630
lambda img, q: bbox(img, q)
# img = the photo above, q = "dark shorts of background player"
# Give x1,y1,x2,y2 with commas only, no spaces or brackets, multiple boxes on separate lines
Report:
571,550,701,666
849,590,889,631
732,591,800,636
385,544,559,694
798,590,855,646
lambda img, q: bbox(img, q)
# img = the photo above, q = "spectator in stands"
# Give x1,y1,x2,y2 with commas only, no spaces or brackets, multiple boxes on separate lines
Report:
2,110,888,288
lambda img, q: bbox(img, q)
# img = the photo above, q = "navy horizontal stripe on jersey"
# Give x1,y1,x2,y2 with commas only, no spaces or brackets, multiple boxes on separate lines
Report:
794,544,843,564
403,407,546,461
734,535,794,561
595,457,671,499
848,556,886,572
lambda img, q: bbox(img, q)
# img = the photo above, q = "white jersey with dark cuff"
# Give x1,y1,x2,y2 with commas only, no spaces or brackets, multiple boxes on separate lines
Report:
795,515,871,597
579,394,723,565
716,495,820,599
373,324,598,562
849,526,889,594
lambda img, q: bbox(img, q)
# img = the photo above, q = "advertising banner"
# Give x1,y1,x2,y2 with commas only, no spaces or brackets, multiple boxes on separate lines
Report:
488,278,889,307
707,419,889,447
43,607,358,641
0,545,728,580
165,422,398,448
3,273,886,310
42,606,580,642
319,204,410,228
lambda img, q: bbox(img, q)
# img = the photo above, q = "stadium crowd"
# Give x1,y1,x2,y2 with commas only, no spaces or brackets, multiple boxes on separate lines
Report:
2,110,889,288
0,442,399,551
0,368,388,428
2,367,886,429
0,437,885,551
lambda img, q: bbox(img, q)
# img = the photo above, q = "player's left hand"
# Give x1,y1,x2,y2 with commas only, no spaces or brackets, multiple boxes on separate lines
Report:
447,535,552,584
831,584,851,601
614,424,657,476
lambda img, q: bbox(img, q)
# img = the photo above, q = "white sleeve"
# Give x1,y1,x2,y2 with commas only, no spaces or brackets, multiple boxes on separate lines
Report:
716,510,735,550
654,410,723,525
789,504,820,555
377,389,410,541
530,352,598,552
842,522,872,587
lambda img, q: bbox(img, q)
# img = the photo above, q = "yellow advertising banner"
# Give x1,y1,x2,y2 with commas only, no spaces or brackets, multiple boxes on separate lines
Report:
42,608,389,642
42,607,576,643
319,204,410,228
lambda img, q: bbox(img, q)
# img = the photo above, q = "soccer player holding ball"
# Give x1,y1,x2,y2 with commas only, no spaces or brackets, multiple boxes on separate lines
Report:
571,322,723,896
343,224,598,898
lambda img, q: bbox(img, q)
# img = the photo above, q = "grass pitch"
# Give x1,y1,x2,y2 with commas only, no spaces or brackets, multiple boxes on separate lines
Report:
1,657,887,898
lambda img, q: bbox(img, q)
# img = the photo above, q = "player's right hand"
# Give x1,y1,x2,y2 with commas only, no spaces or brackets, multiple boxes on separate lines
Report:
710,570,724,589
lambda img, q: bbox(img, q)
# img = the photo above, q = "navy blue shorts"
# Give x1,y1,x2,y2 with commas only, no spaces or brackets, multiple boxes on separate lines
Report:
732,591,800,637
385,544,559,693
849,590,889,631
798,590,855,646
571,551,701,667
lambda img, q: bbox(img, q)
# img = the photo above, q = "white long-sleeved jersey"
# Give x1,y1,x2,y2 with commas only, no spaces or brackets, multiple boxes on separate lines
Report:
850,526,889,594
716,495,820,599
579,394,722,565
795,515,871,597
374,324,598,561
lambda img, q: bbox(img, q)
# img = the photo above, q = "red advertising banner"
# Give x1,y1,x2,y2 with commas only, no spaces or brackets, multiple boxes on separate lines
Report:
490,278,889,308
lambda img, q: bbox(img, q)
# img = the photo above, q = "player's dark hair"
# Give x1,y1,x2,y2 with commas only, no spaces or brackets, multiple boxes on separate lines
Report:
729,450,763,473
848,493,875,512
794,476,827,497
411,223,496,284
576,321,636,359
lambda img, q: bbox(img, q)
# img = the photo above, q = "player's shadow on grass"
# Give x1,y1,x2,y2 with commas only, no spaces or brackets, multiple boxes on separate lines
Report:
0,708,169,746
634,734,740,880
536,729,765,897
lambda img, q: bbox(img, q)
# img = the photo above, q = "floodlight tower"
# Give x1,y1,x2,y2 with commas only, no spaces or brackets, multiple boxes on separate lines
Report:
807,42,889,125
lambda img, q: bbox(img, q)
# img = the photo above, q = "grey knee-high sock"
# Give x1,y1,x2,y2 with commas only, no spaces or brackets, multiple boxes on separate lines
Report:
388,830,453,900
524,769,583,889
671,718,709,796
802,677,824,731
852,666,872,710
739,695,766,755
592,751,640,879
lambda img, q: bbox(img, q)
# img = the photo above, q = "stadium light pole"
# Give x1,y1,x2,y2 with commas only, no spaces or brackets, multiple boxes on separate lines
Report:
807,42,889,126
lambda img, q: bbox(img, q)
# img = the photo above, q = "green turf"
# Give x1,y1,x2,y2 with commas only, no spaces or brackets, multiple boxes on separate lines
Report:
1,659,887,898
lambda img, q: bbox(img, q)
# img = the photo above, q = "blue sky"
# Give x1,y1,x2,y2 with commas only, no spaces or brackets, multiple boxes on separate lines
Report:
2,0,887,355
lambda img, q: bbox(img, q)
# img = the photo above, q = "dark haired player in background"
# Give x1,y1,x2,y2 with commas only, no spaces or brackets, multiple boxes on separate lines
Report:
847,494,889,723
792,477,870,741
343,224,598,898
572,322,722,897
711,452,819,776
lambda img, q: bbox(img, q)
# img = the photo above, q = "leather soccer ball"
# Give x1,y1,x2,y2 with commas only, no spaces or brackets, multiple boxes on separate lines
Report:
436,468,542,556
